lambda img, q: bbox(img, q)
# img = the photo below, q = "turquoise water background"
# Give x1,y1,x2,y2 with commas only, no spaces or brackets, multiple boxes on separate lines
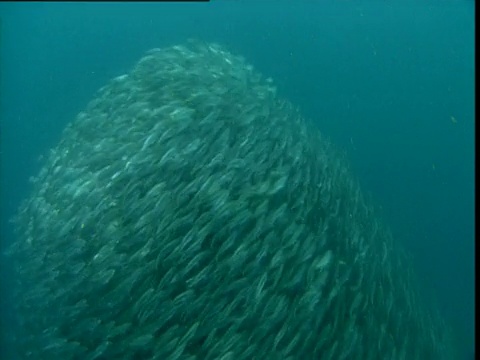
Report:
0,1,474,358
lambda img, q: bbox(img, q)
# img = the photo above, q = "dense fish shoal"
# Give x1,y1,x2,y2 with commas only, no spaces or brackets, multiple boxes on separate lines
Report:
7,41,458,359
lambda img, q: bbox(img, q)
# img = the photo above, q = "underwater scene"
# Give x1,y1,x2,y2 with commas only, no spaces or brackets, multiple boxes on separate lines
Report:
0,2,474,359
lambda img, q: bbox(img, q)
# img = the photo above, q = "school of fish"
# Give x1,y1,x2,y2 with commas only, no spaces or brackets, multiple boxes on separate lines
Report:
7,41,457,359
